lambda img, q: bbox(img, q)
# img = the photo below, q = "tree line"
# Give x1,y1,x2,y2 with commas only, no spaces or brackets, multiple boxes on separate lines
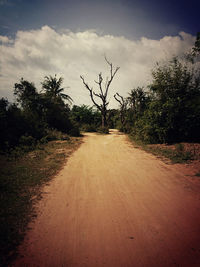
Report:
1,33,200,152
80,33,200,144
0,75,101,152
114,34,200,143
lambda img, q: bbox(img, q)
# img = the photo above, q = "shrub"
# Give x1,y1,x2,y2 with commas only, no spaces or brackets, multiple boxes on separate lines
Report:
97,126,109,134
175,143,184,153
44,129,70,141
19,135,36,146
81,124,97,132
69,126,81,137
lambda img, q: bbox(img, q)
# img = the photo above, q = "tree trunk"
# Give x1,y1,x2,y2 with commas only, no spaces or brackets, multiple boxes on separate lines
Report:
101,111,107,127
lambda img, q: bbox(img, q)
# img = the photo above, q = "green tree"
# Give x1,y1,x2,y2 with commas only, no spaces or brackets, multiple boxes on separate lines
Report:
70,105,101,131
41,75,73,133
14,79,47,139
14,78,39,110
134,58,200,143
128,87,149,117
0,98,28,150
41,75,73,104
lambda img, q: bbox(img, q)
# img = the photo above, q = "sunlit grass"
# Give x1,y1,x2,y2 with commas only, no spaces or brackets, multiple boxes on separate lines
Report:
128,135,194,164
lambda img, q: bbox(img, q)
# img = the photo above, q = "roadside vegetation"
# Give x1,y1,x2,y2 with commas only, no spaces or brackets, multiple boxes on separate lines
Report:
113,33,200,161
0,135,82,266
129,137,200,164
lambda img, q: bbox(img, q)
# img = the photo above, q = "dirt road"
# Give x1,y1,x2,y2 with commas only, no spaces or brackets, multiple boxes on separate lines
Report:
14,130,200,267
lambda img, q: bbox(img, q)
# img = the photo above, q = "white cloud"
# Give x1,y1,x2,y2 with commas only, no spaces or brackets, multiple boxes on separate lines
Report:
0,35,12,43
0,26,195,108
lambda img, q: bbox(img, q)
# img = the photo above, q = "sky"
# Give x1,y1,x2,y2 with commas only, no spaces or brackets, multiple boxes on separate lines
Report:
0,0,199,107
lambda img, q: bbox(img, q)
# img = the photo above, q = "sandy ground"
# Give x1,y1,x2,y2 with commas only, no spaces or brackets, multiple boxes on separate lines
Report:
13,130,200,267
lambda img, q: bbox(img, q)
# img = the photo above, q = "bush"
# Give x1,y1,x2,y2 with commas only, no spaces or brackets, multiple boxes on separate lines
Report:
44,129,70,141
19,135,36,146
175,143,184,153
45,129,62,141
97,126,109,134
39,136,48,144
81,124,97,132
69,126,81,137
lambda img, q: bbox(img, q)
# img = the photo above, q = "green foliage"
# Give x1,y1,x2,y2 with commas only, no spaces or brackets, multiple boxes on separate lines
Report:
69,124,81,137
44,129,70,141
128,57,200,144
70,105,101,132
41,75,73,104
128,87,149,116
14,79,39,110
118,34,200,144
192,32,200,57
148,146,193,163
107,109,119,129
81,124,97,132
129,137,193,164
0,75,78,152
0,99,28,150
97,126,109,134
19,135,36,147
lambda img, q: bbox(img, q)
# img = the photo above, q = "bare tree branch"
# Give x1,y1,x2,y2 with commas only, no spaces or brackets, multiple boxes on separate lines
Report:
94,73,104,97
93,92,102,99
114,93,123,106
80,57,120,127
80,75,101,111
104,56,120,98
114,92,128,130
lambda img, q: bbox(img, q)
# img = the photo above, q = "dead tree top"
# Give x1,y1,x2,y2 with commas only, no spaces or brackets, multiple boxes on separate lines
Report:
114,92,128,110
80,57,120,111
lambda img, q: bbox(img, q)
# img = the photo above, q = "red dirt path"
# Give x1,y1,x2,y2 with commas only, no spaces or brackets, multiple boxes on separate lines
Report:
13,130,200,267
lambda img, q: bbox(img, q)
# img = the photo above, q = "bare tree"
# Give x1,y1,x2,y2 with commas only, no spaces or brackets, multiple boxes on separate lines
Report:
80,57,120,127
114,92,128,131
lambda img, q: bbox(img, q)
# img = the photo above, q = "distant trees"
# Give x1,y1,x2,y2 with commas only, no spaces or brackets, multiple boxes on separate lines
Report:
70,105,101,132
1,32,200,149
80,57,120,129
114,87,149,133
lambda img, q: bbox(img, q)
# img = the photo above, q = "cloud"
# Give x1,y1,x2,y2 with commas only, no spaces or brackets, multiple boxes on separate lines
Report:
0,35,13,43
0,26,195,107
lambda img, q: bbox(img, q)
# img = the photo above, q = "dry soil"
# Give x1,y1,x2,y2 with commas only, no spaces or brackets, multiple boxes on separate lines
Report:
13,129,200,267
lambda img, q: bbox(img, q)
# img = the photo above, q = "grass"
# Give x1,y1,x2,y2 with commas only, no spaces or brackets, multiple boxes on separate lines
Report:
0,137,82,266
129,135,193,164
